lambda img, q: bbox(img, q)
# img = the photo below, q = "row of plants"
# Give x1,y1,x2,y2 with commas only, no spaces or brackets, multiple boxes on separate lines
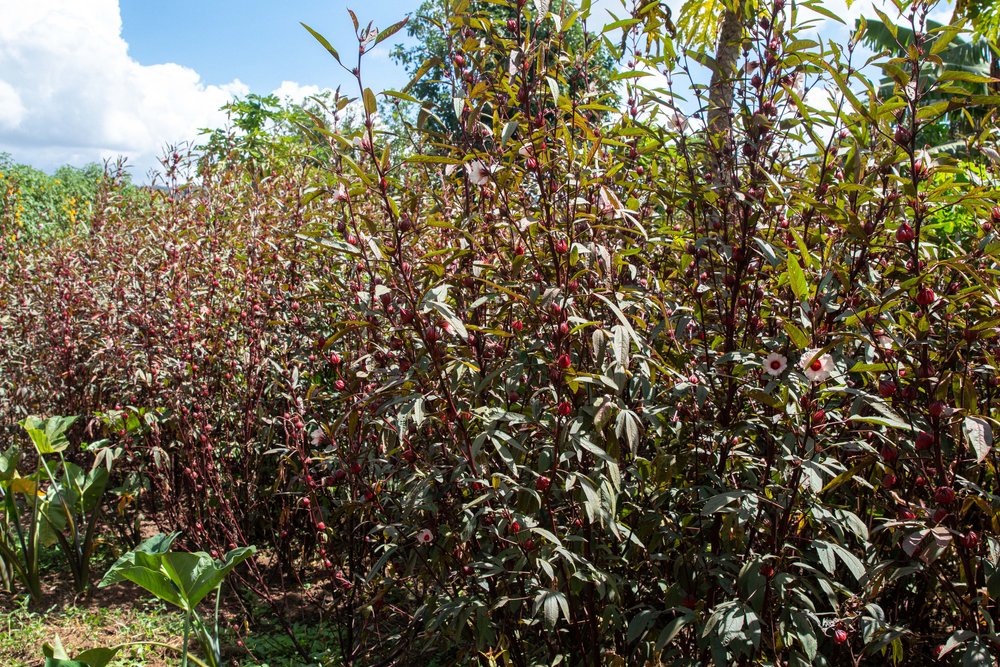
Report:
3,0,1000,664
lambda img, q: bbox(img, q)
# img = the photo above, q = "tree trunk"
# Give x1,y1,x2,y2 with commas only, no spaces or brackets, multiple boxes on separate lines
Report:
707,7,743,136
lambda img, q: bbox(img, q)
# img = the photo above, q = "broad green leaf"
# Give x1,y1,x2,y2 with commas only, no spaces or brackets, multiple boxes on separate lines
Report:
786,256,808,301
101,532,180,587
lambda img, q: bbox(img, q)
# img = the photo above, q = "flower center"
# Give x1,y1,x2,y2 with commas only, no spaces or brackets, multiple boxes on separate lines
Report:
770,360,782,370
810,359,823,371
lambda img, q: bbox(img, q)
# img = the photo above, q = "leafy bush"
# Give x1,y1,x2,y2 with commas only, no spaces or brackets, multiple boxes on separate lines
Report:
2,0,1000,664
0,416,115,597
0,154,108,240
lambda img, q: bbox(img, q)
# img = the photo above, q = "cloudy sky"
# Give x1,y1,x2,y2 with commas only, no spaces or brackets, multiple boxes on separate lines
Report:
0,0,949,180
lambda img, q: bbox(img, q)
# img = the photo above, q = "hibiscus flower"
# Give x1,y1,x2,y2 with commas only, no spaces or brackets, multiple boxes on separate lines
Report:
763,352,788,376
800,349,834,383
466,160,491,185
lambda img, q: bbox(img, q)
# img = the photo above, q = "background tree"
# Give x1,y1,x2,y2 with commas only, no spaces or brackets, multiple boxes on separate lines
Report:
391,0,618,136
857,14,999,151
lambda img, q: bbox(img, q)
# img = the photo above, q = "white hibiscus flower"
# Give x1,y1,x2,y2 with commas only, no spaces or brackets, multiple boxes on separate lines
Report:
800,349,834,383
466,160,491,186
763,352,788,376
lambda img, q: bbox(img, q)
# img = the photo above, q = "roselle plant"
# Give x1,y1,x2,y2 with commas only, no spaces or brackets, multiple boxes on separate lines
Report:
2,0,1000,663
281,0,1000,663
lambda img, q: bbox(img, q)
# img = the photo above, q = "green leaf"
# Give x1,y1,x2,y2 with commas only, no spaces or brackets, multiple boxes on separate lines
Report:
655,615,690,650
627,609,659,644
786,256,808,301
163,546,257,609
363,88,377,115
111,557,185,609
702,490,751,515
848,414,914,431
830,543,866,581
374,17,408,46
101,532,180,587
403,57,440,94
501,120,518,147
937,71,999,84
21,415,78,455
300,23,342,65
405,154,463,165
73,647,124,667
784,322,810,348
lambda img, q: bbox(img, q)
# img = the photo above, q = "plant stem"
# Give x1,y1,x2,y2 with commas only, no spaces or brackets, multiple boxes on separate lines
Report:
182,610,192,667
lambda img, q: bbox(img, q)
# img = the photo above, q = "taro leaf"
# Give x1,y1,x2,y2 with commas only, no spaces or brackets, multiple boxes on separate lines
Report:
72,647,124,667
22,415,79,455
107,551,185,609
9,476,40,496
962,416,992,463
100,531,181,587
80,465,110,513
0,446,20,481
43,637,71,660
161,546,256,609
44,661,89,667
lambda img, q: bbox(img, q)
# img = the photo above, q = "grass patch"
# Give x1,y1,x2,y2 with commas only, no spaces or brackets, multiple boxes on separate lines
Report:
0,596,185,667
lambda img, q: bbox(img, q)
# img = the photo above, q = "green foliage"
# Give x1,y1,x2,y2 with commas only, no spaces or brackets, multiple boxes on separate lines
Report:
4,0,1000,664
391,0,617,134
0,416,115,598
855,16,998,149
197,92,359,181
0,597,185,667
99,535,255,667
0,154,106,239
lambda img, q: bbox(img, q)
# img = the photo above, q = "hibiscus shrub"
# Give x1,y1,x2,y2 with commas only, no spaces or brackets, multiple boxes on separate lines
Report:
289,0,1000,664
3,0,1000,664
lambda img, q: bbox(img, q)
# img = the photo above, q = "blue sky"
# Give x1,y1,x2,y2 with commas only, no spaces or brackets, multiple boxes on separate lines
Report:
119,1,416,94
0,0,946,180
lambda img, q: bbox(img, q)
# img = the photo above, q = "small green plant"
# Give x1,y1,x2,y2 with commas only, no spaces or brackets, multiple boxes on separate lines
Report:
0,416,113,598
99,532,256,667
41,634,206,667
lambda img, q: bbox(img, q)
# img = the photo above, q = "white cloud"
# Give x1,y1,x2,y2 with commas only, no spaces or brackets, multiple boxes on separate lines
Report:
272,80,329,104
0,0,250,179
0,81,25,131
